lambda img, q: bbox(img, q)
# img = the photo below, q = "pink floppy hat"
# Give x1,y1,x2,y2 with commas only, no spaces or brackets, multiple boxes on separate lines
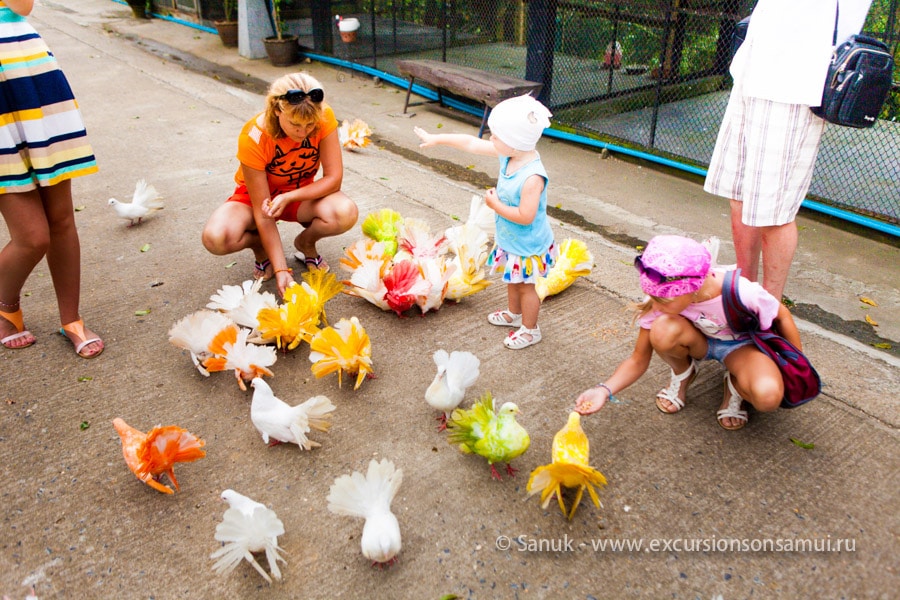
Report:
634,235,711,298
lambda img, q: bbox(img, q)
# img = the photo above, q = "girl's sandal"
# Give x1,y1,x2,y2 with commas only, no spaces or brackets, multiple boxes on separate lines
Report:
504,326,542,349
60,319,104,359
717,373,749,431
655,358,699,413
488,310,522,327
253,258,273,282
0,308,36,349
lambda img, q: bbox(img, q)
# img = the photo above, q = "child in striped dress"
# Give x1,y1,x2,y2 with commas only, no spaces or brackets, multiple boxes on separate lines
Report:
0,0,104,357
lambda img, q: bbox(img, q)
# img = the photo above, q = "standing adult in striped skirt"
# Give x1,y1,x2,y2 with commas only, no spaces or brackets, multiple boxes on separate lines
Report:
0,0,103,357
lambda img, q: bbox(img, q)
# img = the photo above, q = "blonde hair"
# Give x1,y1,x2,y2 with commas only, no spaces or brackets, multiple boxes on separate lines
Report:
264,72,326,139
629,295,674,324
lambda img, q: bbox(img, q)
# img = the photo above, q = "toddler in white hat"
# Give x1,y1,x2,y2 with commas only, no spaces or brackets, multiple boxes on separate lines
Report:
414,94,557,350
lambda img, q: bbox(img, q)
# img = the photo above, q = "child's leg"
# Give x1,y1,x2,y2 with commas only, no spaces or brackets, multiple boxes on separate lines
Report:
0,189,50,345
40,181,103,357
648,314,708,412
519,283,540,329
723,345,783,421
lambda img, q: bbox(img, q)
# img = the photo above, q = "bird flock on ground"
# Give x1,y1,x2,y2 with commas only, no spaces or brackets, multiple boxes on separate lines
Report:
107,172,603,583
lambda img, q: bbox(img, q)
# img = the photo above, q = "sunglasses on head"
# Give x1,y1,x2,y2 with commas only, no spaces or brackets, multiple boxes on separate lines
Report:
277,88,325,104
633,255,700,285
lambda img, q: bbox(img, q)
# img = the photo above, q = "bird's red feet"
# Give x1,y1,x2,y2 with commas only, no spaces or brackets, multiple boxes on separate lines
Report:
371,556,399,569
506,464,518,477
267,439,284,447
490,464,504,481
435,413,448,432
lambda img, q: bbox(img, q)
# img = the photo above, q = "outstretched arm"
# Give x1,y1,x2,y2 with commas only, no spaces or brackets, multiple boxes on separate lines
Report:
414,126,498,156
575,327,653,415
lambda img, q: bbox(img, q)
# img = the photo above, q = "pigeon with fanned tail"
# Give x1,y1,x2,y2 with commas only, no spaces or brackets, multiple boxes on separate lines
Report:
535,238,593,301
112,418,206,494
167,310,234,376
446,392,530,480
107,179,164,226
203,324,277,390
383,260,430,316
210,489,285,583
338,118,372,151
425,349,481,430
526,411,607,520
361,208,404,256
308,316,374,390
250,378,335,449
327,459,403,567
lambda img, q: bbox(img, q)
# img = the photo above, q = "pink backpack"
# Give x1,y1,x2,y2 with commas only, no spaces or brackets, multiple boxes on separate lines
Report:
722,270,821,408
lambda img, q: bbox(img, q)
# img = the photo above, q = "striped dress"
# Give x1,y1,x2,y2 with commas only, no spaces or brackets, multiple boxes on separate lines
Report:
0,1,97,194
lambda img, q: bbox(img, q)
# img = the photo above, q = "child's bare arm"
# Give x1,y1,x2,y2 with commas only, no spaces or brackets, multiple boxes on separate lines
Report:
414,126,497,156
772,304,803,350
484,175,543,225
575,328,653,415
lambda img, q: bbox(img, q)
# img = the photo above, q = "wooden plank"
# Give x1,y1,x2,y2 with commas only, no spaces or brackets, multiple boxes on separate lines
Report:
396,59,542,107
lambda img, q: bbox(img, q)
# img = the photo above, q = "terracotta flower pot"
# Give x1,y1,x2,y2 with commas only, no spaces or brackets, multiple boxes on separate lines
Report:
263,36,299,67
215,20,238,48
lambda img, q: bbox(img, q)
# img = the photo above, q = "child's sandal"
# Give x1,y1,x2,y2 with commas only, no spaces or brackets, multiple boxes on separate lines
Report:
488,310,522,327
0,308,35,349
504,326,541,350
655,358,699,413
253,258,273,281
60,319,104,359
717,373,749,430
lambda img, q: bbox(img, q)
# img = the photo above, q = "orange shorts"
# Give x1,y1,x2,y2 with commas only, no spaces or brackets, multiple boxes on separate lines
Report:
227,185,307,224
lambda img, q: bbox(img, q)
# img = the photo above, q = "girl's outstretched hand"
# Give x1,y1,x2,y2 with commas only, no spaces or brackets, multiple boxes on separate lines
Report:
413,126,437,148
574,387,610,415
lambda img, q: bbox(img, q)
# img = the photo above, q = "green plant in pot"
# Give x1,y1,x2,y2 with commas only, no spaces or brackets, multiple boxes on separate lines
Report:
215,0,238,48
263,0,298,66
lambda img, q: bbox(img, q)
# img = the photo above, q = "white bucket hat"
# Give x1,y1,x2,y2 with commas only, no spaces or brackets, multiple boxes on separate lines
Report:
487,94,552,151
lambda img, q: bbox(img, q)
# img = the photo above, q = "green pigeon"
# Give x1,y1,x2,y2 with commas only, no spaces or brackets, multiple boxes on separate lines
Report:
446,392,530,480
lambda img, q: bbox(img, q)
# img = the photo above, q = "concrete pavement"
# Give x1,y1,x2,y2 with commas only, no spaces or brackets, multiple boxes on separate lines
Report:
0,1,897,598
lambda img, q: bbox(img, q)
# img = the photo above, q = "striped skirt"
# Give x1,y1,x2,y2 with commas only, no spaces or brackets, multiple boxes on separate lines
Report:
0,9,97,194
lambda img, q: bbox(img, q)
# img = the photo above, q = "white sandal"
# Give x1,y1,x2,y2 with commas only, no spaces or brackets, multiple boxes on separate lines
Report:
655,358,699,413
488,310,522,327
504,325,541,349
717,373,749,431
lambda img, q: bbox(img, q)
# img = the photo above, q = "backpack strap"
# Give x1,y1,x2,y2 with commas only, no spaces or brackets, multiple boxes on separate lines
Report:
721,269,760,333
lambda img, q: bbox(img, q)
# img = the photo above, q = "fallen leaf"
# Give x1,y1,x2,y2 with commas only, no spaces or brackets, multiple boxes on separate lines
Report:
80,421,90,431
225,261,237,269
74,205,86,212
873,342,892,349
140,243,151,252
865,315,878,326
554,203,561,209
134,309,151,316
466,165,475,170
436,123,443,129
450,215,460,221
859,296,878,307
790,437,814,449
149,281,164,287
23,292,31,297
77,376,93,382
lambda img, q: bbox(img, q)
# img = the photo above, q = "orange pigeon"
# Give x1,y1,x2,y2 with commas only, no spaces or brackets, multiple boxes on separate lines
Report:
113,418,206,494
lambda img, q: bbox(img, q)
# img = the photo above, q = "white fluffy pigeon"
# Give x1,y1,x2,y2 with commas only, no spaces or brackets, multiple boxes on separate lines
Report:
250,378,335,450
108,179,163,226
327,459,403,567
210,489,285,583
425,349,481,430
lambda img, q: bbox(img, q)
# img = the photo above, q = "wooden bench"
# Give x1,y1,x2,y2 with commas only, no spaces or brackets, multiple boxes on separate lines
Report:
396,59,544,138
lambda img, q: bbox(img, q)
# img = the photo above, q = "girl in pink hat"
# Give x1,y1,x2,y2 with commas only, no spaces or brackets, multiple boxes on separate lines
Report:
414,94,556,350
574,235,803,430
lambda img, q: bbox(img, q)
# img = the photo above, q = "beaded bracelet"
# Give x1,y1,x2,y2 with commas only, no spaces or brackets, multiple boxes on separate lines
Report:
275,268,293,275
593,382,615,400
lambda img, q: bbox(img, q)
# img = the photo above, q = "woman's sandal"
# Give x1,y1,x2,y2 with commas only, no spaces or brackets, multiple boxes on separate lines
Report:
504,325,542,349
717,373,749,431
293,251,330,273
655,358,699,413
488,310,522,327
60,319,104,359
0,308,36,349
253,258,273,281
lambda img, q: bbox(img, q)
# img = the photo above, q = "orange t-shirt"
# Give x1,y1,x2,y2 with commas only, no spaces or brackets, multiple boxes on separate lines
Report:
233,104,339,196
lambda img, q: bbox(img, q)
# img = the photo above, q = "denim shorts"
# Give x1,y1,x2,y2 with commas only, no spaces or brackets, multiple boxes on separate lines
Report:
705,337,754,363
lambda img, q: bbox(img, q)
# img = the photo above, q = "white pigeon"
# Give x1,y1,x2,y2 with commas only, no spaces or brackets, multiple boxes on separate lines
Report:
327,459,403,567
107,179,164,226
425,349,481,429
210,489,285,583
167,310,234,376
250,378,335,450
